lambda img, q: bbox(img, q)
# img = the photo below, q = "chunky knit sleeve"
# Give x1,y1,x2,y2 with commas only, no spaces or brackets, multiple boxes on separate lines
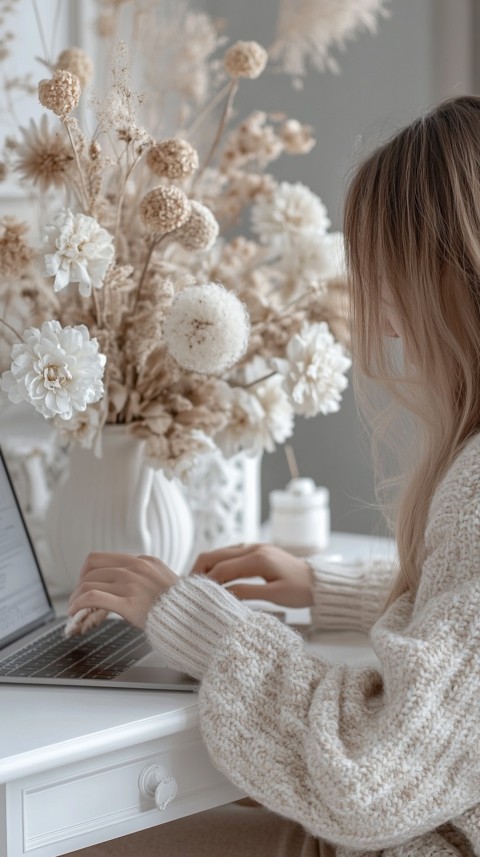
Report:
308,556,397,632
145,438,480,853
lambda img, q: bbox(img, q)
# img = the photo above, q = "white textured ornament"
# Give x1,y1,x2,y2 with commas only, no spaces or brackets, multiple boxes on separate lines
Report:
184,448,262,565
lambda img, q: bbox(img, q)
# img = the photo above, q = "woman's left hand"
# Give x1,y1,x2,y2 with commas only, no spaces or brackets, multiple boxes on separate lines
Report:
68,552,179,629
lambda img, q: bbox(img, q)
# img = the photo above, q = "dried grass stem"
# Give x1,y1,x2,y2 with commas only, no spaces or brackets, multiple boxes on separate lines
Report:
242,370,277,389
134,236,164,310
0,317,23,342
64,119,90,212
185,80,232,139
194,79,238,186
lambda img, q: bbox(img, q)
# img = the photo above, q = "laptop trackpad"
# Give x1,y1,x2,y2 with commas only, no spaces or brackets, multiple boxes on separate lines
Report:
120,651,198,689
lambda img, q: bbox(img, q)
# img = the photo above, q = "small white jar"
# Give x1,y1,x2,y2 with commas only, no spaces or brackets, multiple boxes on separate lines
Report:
269,477,330,556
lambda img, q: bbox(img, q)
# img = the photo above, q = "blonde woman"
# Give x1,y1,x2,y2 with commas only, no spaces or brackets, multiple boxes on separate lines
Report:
70,96,480,857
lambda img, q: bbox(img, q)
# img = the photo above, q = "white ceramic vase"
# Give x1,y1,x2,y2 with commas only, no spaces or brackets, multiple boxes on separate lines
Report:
45,426,195,598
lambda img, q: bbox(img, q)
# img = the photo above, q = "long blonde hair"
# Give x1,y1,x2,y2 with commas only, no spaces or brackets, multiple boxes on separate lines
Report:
344,95,480,612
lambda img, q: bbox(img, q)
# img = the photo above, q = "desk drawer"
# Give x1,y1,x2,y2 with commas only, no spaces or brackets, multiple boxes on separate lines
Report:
5,730,244,856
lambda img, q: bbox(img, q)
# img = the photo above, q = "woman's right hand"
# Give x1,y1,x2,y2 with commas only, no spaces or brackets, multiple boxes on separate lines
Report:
190,543,314,608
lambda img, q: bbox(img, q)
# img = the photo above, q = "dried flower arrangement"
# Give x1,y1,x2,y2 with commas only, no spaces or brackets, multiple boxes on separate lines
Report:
0,0,387,479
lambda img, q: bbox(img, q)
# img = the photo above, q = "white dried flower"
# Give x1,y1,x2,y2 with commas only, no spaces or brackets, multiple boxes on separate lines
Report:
279,231,346,289
251,181,330,245
0,320,106,421
274,321,351,417
254,374,295,449
164,283,250,375
171,201,219,251
224,40,268,79
215,387,265,458
220,381,293,459
279,118,316,154
44,209,115,297
216,374,293,457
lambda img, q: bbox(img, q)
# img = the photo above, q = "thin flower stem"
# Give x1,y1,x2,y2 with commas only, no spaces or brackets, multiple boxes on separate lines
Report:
32,0,51,64
114,150,142,246
92,289,103,328
193,79,238,188
50,0,62,60
0,317,23,342
185,80,232,139
241,370,278,389
251,291,308,332
63,120,90,213
133,236,162,310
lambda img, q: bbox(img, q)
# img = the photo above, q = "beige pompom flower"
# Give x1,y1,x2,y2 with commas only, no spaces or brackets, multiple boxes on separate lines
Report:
140,186,191,235
224,40,268,79
164,283,250,375
171,201,219,251
38,69,81,117
146,138,199,180
56,47,94,91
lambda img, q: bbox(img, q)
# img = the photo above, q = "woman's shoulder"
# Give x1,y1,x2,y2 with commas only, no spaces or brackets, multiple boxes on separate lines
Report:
441,431,480,497
426,431,480,536
416,433,480,604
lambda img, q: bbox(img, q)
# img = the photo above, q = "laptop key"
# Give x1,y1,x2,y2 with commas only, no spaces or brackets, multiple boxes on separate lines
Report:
0,621,148,679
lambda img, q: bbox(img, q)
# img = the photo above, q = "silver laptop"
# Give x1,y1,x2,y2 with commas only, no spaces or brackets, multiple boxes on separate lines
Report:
0,446,198,691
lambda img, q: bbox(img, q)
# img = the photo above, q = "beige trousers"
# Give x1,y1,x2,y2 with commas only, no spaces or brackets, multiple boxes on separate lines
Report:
69,801,335,857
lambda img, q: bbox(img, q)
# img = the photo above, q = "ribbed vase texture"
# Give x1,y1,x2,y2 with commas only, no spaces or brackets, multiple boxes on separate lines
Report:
45,427,195,597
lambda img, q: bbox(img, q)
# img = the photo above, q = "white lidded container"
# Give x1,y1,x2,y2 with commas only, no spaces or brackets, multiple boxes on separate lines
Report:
269,477,330,556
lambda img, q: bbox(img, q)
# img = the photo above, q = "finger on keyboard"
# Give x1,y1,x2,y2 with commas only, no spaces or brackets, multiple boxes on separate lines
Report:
64,608,107,638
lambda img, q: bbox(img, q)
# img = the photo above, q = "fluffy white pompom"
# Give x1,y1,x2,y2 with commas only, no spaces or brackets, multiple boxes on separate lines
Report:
163,283,250,375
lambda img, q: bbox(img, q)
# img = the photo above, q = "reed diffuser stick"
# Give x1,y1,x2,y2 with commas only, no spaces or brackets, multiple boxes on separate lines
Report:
285,444,299,480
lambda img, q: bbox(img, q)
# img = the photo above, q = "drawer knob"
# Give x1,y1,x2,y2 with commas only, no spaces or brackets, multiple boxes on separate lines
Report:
138,762,178,811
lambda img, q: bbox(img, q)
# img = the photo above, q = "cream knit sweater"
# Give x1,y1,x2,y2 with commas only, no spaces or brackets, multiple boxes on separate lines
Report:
146,434,480,857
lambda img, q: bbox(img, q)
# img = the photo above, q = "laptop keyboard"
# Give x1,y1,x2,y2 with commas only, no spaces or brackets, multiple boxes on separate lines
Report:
0,621,150,680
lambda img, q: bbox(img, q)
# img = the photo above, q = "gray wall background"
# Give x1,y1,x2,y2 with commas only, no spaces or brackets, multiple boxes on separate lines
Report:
203,0,474,534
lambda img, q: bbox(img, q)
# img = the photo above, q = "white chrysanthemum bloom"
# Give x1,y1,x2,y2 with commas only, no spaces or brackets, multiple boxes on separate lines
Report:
215,387,266,458
0,320,106,421
279,231,346,288
274,321,351,418
251,181,330,245
216,374,294,458
163,283,250,375
44,209,115,297
254,375,295,449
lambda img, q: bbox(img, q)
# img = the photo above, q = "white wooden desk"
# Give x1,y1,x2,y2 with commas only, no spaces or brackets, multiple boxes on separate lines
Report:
0,532,393,857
